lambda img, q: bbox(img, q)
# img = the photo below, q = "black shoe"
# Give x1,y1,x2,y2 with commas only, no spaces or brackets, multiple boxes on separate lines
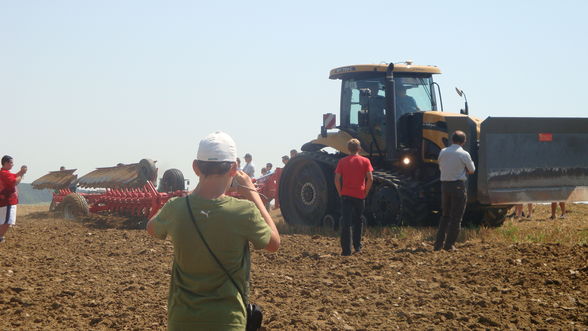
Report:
0,237,5,243
341,251,352,256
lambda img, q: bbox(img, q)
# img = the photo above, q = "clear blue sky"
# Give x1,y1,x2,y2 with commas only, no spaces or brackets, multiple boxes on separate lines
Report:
1,1,587,185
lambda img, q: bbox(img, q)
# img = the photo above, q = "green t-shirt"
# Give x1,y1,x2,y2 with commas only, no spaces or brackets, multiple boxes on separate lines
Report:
151,194,271,331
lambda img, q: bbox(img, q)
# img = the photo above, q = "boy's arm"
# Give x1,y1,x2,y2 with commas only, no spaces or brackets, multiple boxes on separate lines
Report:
146,201,172,239
146,218,158,237
334,173,342,197
364,171,373,198
235,171,280,252
14,166,27,186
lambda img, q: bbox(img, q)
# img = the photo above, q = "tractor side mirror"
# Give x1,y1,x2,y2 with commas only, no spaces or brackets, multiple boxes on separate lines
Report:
455,87,469,115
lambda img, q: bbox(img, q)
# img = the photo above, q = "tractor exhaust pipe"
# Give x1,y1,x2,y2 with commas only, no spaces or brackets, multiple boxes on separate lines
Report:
385,63,397,162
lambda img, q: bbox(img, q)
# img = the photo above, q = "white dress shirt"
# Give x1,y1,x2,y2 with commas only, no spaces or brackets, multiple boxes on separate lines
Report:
438,144,475,181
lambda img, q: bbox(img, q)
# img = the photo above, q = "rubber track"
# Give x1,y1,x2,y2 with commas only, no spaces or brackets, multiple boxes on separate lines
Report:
300,152,429,226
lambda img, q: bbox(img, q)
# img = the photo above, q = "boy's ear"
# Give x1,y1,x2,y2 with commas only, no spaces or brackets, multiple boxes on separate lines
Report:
229,162,238,176
193,160,202,177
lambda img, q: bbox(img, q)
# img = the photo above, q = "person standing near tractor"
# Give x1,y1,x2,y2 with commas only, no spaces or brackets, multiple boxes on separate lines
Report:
434,131,475,251
335,139,373,256
146,131,280,330
243,153,255,178
0,155,28,243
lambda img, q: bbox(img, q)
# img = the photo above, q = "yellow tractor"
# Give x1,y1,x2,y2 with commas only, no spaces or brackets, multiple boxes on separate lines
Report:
278,62,588,227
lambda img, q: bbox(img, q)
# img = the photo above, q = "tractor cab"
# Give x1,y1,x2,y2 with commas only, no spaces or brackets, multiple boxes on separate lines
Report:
326,62,442,163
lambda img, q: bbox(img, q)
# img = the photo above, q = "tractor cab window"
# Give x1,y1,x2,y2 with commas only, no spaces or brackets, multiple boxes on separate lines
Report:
340,74,435,128
341,77,386,127
394,75,435,118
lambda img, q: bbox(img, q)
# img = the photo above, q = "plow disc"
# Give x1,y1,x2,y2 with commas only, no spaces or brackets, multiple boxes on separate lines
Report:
31,169,78,190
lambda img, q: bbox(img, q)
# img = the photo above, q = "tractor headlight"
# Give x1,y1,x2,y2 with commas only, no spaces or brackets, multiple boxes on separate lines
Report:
402,156,411,166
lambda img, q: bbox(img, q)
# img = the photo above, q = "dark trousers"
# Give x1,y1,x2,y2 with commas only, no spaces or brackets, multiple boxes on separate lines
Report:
340,196,364,255
434,181,467,250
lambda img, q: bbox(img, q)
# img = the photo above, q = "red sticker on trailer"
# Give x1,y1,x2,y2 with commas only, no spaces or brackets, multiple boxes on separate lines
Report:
538,133,553,142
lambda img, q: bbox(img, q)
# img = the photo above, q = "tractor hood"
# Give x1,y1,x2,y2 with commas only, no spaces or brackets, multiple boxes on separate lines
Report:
302,130,373,156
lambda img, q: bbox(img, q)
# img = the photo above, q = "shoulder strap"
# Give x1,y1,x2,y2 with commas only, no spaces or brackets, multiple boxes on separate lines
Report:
185,196,247,304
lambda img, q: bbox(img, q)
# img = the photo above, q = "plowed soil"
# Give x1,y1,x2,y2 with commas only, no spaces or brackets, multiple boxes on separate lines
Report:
1,204,587,330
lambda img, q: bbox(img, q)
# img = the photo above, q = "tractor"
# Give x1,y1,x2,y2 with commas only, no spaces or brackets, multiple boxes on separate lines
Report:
278,62,588,227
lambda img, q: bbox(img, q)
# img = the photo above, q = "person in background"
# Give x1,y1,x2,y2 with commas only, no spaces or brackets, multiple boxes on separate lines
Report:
0,155,28,243
260,167,268,176
290,149,298,159
514,203,533,219
265,163,273,175
334,139,373,256
395,84,419,118
242,153,255,178
236,157,242,171
433,131,475,252
146,131,280,330
281,155,290,165
551,202,566,219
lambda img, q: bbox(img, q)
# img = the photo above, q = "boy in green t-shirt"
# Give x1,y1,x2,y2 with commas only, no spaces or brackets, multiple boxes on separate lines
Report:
147,131,280,331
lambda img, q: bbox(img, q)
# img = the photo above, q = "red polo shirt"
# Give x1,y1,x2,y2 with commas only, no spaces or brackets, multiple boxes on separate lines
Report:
0,169,18,206
335,154,373,199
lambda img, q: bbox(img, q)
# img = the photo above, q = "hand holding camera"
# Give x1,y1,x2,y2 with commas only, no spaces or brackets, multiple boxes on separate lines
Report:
234,170,258,199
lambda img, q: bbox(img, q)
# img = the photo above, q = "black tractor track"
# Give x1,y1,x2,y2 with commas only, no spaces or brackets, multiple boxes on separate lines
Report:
280,151,431,227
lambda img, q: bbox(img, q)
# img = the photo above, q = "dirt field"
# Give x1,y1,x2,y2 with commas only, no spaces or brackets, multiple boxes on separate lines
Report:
1,204,587,330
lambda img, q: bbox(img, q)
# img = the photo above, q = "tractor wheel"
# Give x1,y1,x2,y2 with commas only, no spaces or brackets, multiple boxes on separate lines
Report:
279,156,329,225
139,159,157,182
158,169,185,192
464,205,510,227
398,185,431,226
368,184,401,226
60,193,89,220
367,180,430,226
322,213,340,231
479,207,509,227
49,199,57,211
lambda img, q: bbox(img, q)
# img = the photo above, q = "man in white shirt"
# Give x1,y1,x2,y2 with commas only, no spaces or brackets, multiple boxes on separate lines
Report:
265,163,273,175
242,153,255,178
434,130,475,251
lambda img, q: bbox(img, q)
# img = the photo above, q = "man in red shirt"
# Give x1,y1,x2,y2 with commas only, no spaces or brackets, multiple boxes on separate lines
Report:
0,155,28,243
335,139,373,256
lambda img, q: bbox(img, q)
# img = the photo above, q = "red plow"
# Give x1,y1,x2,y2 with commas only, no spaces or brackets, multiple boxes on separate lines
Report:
32,159,281,223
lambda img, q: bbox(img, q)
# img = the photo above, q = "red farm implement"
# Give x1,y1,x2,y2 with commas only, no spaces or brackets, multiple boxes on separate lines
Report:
32,159,282,222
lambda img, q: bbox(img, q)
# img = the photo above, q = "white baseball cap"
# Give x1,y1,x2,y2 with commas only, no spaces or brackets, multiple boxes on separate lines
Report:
197,131,237,162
